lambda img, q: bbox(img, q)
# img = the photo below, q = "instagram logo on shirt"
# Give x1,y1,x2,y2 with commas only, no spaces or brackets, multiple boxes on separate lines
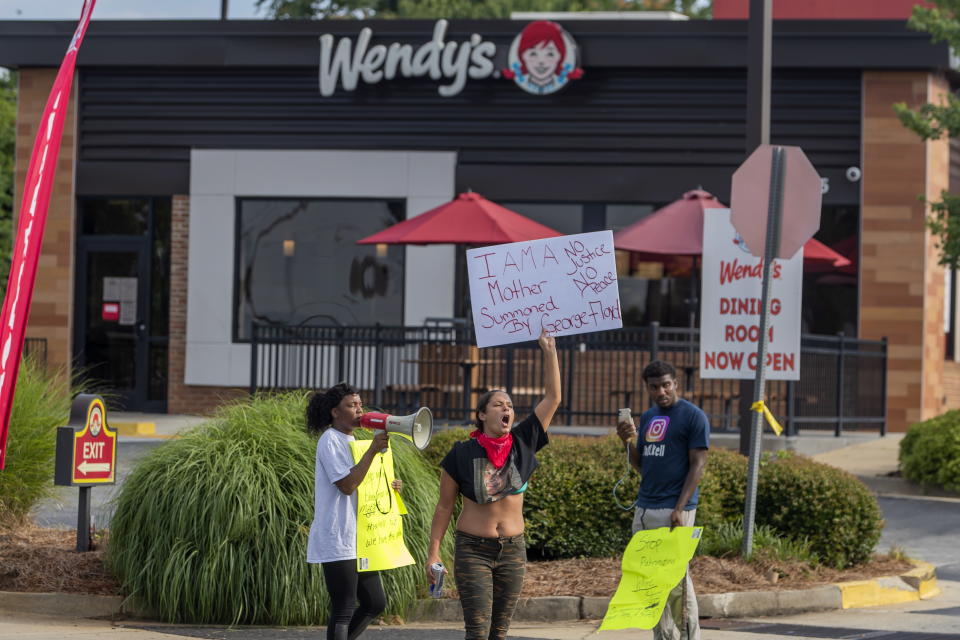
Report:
645,417,670,442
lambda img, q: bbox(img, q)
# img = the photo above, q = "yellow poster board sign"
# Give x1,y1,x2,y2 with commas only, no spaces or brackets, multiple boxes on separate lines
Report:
600,526,703,631
349,441,415,573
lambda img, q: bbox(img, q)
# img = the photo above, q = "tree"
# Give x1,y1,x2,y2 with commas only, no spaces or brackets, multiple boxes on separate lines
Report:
255,0,710,20
0,69,15,298
896,0,960,269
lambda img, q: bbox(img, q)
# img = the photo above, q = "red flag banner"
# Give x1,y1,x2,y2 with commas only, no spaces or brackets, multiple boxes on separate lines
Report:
0,0,96,469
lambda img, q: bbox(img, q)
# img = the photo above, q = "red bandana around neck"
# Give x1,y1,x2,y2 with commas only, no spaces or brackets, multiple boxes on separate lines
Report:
471,429,514,469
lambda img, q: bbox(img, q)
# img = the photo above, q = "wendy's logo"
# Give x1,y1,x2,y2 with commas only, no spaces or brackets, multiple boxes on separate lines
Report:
503,21,583,96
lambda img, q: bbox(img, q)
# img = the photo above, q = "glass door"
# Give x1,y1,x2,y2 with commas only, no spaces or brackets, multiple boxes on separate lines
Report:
74,198,170,412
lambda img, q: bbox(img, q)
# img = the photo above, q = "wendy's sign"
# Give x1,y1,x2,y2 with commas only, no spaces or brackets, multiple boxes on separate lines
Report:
504,21,583,95
318,19,582,98
699,209,802,381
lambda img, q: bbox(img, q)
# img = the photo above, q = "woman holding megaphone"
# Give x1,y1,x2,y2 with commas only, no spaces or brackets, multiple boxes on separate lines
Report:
305,382,402,640
426,330,561,640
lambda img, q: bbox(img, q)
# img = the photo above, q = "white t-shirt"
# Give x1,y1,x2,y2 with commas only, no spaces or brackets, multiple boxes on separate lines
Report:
307,428,358,564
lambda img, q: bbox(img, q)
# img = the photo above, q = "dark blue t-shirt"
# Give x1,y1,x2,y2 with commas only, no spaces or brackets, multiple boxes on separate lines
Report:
635,398,710,510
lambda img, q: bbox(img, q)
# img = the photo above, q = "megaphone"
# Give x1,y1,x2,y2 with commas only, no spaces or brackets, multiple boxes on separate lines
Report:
360,407,434,451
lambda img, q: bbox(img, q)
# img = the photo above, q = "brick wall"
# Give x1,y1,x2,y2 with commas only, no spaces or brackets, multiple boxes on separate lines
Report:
922,74,951,420
167,195,247,414
860,71,950,430
14,69,76,373
944,361,960,411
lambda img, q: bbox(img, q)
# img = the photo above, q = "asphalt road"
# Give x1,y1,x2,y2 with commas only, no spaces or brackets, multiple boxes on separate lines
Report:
30,439,159,530
878,495,960,570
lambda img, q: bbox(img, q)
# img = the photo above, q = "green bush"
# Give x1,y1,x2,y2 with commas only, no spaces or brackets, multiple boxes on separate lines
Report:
0,358,71,524
422,426,472,469
695,447,747,530
523,434,640,558
401,425,881,568
755,452,882,568
107,392,453,625
697,448,882,569
424,430,640,558
900,410,960,492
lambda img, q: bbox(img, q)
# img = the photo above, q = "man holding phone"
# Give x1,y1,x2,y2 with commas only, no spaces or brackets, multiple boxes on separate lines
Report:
616,360,710,640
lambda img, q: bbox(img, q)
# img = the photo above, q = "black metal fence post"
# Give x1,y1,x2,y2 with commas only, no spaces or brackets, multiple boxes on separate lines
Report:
880,336,888,437
836,331,846,437
336,327,345,383
505,344,515,395
786,379,796,436
249,324,259,396
374,324,384,407
650,321,660,361
564,344,576,424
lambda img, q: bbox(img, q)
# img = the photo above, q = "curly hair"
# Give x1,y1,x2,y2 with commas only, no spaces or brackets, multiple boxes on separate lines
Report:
642,360,677,383
306,382,360,434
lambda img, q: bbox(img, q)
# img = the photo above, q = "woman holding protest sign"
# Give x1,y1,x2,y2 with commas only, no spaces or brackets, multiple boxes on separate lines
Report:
425,330,561,640
306,382,402,640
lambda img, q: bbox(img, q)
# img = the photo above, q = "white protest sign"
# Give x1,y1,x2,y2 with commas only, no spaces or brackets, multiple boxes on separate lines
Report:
466,231,622,348
700,209,801,380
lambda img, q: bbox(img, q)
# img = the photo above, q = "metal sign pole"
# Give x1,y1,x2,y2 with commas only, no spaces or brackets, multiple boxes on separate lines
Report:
76,486,91,552
740,0,773,457
742,145,786,558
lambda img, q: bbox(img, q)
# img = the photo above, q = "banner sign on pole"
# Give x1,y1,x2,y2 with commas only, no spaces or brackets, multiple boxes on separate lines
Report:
349,442,415,572
466,230,622,348
0,0,97,470
699,209,802,381
600,526,703,631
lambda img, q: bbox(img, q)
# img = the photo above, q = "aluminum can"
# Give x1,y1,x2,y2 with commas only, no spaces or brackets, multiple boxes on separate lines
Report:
429,562,445,598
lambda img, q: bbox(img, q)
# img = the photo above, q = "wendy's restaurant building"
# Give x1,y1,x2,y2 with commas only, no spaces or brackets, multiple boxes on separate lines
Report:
0,11,957,432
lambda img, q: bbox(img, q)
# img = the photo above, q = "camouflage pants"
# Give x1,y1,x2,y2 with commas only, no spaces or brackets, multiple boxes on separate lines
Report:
454,531,526,640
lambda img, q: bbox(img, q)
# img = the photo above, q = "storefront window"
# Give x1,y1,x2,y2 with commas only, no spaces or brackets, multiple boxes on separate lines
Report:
235,198,405,339
605,204,654,232
801,205,859,336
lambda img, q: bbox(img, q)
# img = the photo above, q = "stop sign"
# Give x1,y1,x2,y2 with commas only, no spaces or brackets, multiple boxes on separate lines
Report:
730,145,822,260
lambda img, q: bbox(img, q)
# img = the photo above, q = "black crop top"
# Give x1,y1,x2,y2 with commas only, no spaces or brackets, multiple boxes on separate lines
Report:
440,413,548,504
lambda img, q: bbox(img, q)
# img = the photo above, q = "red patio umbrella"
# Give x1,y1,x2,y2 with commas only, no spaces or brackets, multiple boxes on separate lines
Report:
357,191,562,246
613,189,851,269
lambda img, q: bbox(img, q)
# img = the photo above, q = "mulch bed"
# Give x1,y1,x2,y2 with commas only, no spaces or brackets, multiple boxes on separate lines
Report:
0,522,117,595
0,522,912,598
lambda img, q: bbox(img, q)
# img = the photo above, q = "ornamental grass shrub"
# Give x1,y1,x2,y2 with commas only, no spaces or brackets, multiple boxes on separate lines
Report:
0,358,72,524
900,410,960,493
696,518,818,565
107,392,452,625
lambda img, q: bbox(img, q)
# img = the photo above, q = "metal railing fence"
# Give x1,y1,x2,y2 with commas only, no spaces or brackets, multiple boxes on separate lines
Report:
250,323,886,435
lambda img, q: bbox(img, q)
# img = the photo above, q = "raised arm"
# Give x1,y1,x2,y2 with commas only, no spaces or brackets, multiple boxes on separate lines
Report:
425,469,459,583
533,330,561,430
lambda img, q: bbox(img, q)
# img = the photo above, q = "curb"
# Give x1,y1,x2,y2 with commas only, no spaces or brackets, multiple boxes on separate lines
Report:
0,562,939,623
112,421,156,437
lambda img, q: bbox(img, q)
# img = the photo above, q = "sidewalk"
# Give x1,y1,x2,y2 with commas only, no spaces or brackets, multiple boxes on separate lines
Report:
2,578,958,640
109,411,206,439
811,432,960,500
